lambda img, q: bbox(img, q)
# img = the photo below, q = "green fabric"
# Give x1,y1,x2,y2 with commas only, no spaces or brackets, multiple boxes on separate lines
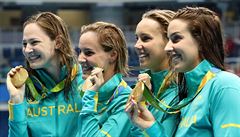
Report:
146,60,240,137
8,64,84,137
77,73,133,137
130,70,178,137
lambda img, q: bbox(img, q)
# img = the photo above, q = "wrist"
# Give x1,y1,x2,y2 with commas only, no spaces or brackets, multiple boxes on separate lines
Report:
10,95,24,104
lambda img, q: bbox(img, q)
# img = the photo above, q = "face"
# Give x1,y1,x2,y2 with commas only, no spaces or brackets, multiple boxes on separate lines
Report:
165,19,202,72
78,31,115,80
22,23,58,70
135,18,168,72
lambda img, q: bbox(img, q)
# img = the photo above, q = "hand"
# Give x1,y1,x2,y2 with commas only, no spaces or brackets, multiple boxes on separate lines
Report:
125,97,155,129
85,67,104,92
6,66,26,104
138,73,152,90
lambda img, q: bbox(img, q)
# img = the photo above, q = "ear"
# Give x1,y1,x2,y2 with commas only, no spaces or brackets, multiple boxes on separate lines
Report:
109,50,118,64
55,36,62,49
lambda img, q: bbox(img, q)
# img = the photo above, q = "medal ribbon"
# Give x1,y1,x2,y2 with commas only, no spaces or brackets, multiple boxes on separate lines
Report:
25,64,78,100
143,68,219,114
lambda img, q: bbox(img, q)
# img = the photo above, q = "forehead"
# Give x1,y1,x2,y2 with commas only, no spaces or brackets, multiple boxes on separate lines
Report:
79,31,101,49
136,18,162,34
23,23,47,39
168,19,189,35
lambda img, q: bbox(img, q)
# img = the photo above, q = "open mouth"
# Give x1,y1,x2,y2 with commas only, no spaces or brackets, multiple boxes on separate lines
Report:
171,53,182,65
81,63,94,74
138,52,149,61
27,52,41,62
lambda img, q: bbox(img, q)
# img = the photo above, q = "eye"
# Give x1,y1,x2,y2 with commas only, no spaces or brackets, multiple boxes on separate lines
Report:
135,35,139,41
22,41,27,47
170,34,182,43
140,35,152,42
30,40,40,46
83,49,94,57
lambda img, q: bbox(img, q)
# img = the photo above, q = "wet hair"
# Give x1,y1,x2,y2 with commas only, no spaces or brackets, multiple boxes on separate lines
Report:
172,7,225,100
173,6,225,70
142,9,176,44
23,12,78,99
80,21,128,76
142,9,177,90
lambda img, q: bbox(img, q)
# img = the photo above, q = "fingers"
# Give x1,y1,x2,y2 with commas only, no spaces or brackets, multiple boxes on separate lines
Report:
125,100,134,118
8,65,23,77
125,98,139,124
138,103,155,121
138,73,152,90
91,67,104,84
138,73,151,82
84,67,104,91
91,67,104,76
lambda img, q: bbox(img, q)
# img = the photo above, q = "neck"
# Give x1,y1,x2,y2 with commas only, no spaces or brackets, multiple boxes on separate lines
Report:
151,59,169,73
45,61,61,82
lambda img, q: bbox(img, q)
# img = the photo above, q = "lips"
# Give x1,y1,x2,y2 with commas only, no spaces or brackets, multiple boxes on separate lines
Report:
27,52,41,62
138,52,149,61
81,63,94,74
170,53,182,65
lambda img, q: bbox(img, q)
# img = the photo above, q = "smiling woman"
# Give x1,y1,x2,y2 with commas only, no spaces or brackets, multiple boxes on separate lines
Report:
127,6,240,137
6,12,84,137
77,21,132,137
125,9,178,137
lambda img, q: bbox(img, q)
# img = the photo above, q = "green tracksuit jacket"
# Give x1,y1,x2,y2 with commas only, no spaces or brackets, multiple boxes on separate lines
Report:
77,73,132,137
8,65,84,137
130,70,178,137
146,60,240,137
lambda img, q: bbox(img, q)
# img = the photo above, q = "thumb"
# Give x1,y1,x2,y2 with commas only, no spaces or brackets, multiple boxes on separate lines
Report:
138,102,155,121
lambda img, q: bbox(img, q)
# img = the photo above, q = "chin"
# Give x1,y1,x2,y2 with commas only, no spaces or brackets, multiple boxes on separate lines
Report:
140,60,150,68
29,63,42,69
173,64,191,73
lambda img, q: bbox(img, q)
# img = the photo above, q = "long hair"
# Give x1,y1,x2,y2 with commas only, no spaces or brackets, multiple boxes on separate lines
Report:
173,6,225,70
143,9,177,91
173,7,225,100
142,9,176,44
23,12,78,99
80,21,128,76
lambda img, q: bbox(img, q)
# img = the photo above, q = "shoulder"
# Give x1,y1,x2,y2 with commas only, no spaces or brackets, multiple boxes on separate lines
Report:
212,71,240,89
208,71,240,103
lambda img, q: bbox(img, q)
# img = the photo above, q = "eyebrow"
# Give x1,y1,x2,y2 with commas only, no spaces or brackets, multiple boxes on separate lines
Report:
22,38,39,43
169,32,179,38
81,47,93,51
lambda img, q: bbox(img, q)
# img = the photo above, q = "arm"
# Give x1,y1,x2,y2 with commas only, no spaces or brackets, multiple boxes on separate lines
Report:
211,86,240,136
130,126,145,137
6,66,29,137
78,90,131,137
125,99,167,137
8,101,29,137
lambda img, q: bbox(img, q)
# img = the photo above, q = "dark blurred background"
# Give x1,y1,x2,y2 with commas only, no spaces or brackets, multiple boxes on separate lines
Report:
0,0,239,136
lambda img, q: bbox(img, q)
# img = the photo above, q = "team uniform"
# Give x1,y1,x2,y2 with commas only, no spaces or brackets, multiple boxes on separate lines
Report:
8,65,84,137
130,70,178,137
146,60,240,137
77,73,132,137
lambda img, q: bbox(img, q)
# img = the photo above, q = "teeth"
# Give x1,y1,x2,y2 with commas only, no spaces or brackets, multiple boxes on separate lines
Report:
82,64,94,72
28,54,40,61
29,56,39,60
171,54,181,64
139,53,148,58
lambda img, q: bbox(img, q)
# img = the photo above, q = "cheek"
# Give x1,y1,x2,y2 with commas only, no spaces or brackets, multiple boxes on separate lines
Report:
22,48,26,56
86,56,104,68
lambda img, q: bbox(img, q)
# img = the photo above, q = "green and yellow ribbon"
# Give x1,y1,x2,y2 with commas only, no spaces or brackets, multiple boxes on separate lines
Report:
142,68,219,114
26,64,78,101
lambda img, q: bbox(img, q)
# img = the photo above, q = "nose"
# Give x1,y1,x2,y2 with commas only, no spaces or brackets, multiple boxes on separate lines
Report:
78,53,86,63
23,43,34,53
164,41,173,52
134,39,143,50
